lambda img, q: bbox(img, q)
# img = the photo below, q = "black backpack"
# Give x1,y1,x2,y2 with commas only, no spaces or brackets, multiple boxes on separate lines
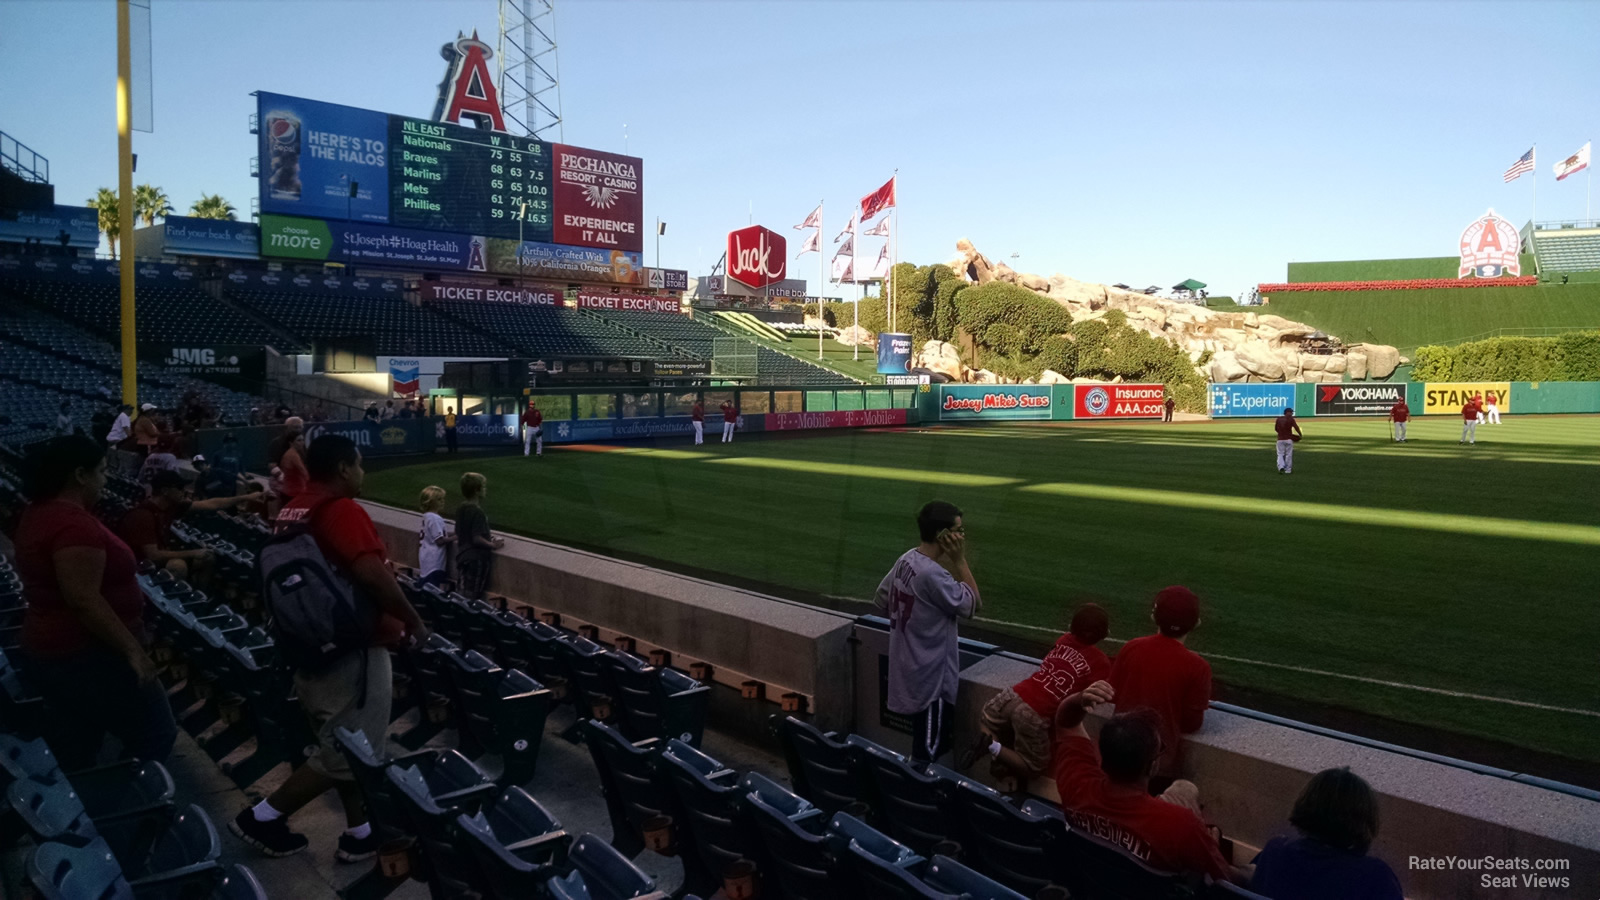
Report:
259,500,377,673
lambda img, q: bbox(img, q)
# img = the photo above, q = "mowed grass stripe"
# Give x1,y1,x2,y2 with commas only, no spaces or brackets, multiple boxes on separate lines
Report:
1020,481,1600,545
706,455,1024,487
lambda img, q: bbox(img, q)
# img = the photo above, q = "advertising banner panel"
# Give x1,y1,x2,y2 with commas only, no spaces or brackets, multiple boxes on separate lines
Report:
876,333,912,375
257,92,391,223
140,344,267,380
574,291,680,314
1073,383,1165,418
1423,382,1511,415
259,214,483,270
422,282,561,305
0,205,102,249
1209,383,1297,418
441,414,521,446
764,409,909,431
1315,382,1408,416
144,216,261,259
938,385,1054,421
303,419,428,456
484,237,642,284
643,268,689,291
551,144,643,252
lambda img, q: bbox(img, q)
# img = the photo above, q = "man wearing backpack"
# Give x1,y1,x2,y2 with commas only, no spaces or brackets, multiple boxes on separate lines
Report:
231,434,429,862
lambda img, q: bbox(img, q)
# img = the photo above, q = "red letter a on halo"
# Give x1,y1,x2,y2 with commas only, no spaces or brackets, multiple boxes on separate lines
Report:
437,31,507,132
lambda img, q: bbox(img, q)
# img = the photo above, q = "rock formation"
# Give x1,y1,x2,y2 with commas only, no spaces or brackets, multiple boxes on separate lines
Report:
941,240,1402,383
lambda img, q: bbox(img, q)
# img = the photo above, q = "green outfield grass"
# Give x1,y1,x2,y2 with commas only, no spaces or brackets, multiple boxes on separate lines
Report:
1263,282,1600,353
362,417,1600,763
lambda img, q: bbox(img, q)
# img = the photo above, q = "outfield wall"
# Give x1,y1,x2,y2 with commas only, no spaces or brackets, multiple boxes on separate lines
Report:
362,501,1600,900
1201,381,1600,417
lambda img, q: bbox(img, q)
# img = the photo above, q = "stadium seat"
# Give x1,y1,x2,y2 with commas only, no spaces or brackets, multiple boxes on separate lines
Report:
604,650,711,748
580,719,682,860
655,739,766,898
558,634,620,724
455,809,556,899
950,780,1065,895
467,785,572,864
386,763,496,897
333,726,496,845
0,734,176,822
544,833,667,900
744,791,839,900
26,837,137,900
442,651,552,785
840,839,952,900
0,648,45,736
854,739,969,856
1058,821,1195,899
922,854,1029,900
7,777,220,892
773,715,875,816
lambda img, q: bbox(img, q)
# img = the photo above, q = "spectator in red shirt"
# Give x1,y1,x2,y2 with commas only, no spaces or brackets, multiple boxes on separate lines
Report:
521,399,544,457
720,401,738,443
15,435,177,771
1110,586,1212,777
231,434,429,863
1053,681,1246,884
1460,397,1480,444
1388,399,1409,443
691,400,705,445
119,470,261,582
967,603,1110,782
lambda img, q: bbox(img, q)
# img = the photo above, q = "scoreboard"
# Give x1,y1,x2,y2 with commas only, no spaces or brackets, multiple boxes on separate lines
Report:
256,91,639,252
388,116,552,242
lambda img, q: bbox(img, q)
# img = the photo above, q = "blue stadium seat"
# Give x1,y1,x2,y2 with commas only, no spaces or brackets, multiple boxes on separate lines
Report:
386,763,497,897
745,790,838,900
921,854,1029,900
773,715,876,816
557,634,619,725
456,809,555,899
604,650,710,748
333,726,496,845
442,651,552,786
655,739,759,898
544,833,666,900
854,739,968,856
840,839,952,900
26,837,136,900
950,780,1066,895
1058,821,1195,899
1206,880,1273,899
468,785,571,865
0,734,175,822
580,719,682,861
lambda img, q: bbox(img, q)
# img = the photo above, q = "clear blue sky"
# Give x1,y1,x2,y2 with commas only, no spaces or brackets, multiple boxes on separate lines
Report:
2,0,1596,296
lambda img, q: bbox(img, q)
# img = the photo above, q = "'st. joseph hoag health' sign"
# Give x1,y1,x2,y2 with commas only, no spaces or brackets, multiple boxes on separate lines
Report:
1315,383,1406,416
726,226,786,290
1073,384,1165,418
938,385,1053,420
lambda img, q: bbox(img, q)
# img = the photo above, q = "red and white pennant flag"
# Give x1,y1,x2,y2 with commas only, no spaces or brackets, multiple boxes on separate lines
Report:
863,216,891,237
797,229,820,254
860,176,896,221
794,204,821,230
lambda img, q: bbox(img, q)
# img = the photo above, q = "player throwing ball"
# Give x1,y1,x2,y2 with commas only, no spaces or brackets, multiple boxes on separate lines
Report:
1274,407,1302,474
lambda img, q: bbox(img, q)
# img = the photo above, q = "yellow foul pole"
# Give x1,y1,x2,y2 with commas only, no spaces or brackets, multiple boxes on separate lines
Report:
117,0,138,407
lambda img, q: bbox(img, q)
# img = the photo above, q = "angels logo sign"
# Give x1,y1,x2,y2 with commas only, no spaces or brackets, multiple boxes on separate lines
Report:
432,31,507,132
1458,209,1522,278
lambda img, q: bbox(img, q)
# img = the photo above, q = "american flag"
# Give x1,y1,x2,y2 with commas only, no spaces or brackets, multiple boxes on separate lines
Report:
1503,148,1535,183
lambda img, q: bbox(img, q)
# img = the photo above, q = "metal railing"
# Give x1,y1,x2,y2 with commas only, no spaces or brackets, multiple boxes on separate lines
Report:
1534,218,1600,230
0,130,49,184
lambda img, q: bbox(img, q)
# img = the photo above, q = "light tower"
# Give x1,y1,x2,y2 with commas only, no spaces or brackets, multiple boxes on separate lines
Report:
497,0,564,140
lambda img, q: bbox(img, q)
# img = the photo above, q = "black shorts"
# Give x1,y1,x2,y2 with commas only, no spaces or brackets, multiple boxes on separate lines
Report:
910,698,955,764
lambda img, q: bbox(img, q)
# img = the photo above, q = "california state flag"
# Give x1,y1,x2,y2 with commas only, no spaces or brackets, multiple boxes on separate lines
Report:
1554,142,1590,181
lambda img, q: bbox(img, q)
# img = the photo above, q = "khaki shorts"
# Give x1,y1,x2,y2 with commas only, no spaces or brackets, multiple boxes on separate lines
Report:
294,647,393,781
980,687,1052,774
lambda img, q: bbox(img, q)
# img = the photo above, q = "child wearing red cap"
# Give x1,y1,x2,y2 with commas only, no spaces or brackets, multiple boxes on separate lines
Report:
966,603,1111,782
1109,586,1213,776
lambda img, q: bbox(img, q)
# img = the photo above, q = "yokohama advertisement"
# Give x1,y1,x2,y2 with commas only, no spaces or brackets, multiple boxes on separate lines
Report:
552,145,643,252
764,409,909,431
574,291,681,314
1073,384,1165,418
1315,382,1406,416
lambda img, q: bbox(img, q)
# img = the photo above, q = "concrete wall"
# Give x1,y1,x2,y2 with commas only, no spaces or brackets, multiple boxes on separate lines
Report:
362,503,857,732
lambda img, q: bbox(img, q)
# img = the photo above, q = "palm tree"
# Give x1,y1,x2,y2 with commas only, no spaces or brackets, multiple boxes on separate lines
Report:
188,193,237,221
86,187,121,258
133,184,172,227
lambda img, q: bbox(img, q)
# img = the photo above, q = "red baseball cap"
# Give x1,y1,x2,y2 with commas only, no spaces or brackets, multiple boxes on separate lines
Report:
1153,586,1201,637
1069,603,1110,645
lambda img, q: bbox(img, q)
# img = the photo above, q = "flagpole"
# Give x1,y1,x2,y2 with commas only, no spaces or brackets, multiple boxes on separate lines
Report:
818,200,825,361
1532,144,1537,229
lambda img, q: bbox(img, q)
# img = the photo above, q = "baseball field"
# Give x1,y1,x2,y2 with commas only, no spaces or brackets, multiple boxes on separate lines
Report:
361,415,1600,765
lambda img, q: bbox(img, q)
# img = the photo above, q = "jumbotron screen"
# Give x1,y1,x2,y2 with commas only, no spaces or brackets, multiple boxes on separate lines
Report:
256,91,640,252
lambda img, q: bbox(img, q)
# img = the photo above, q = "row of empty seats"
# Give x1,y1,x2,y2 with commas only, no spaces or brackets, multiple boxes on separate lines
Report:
427,300,691,359
1,278,290,348
1531,228,1600,274
228,289,511,357
605,311,858,385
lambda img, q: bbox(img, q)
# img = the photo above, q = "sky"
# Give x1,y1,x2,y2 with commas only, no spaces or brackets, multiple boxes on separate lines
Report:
2,0,1597,297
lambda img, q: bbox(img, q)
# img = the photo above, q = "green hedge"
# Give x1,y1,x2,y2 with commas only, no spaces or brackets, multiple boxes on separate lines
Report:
1413,331,1600,381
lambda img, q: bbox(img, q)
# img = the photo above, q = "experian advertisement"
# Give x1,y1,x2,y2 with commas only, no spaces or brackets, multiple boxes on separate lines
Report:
1209,383,1297,418
938,385,1053,421
257,92,390,223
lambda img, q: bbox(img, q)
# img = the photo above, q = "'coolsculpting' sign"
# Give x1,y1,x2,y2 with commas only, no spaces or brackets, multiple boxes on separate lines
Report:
1209,383,1297,418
